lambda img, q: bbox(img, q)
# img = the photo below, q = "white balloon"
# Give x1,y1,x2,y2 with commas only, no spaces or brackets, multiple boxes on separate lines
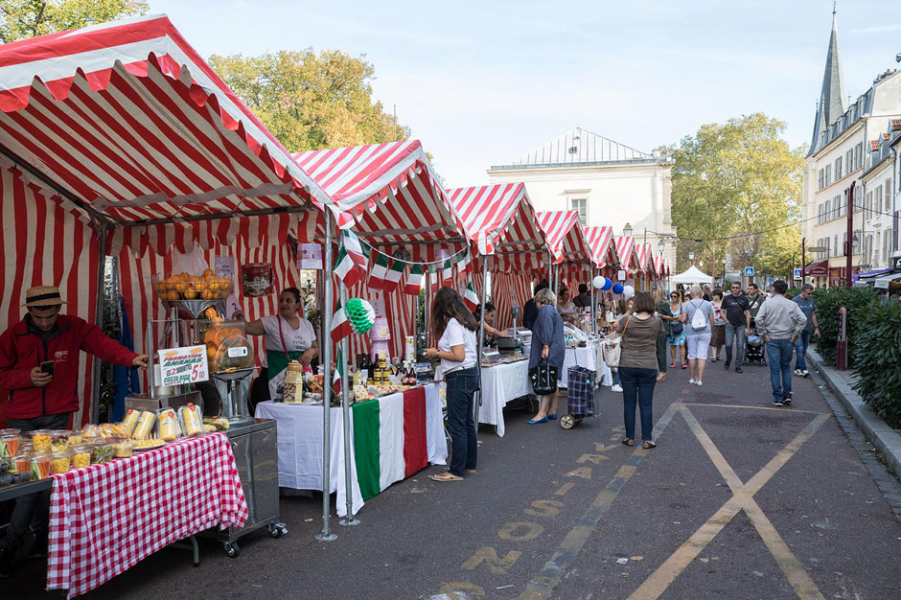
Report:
622,285,635,299
592,276,605,290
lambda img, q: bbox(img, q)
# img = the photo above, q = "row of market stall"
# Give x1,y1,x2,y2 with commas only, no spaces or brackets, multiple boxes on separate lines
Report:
0,14,671,597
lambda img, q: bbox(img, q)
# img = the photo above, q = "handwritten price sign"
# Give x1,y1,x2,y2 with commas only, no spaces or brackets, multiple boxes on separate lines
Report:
158,345,210,387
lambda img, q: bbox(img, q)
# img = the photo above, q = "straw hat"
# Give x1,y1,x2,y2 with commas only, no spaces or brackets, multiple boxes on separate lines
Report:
22,286,67,308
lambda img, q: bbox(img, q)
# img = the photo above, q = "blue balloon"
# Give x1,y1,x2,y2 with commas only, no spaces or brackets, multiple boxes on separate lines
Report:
612,283,624,294
601,277,613,291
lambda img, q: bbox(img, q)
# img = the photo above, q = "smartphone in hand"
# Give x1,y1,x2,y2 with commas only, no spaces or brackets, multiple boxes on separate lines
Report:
40,361,55,377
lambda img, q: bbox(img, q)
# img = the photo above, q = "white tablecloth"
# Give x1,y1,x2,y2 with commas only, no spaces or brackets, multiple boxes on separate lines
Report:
560,342,612,388
255,383,446,517
478,359,532,438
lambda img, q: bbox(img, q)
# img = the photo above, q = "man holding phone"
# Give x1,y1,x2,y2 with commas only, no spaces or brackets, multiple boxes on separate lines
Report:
0,286,148,577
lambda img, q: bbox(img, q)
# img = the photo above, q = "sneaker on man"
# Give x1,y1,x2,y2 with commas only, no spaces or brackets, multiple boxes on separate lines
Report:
611,384,623,393
802,370,810,378
782,393,793,405
723,361,730,370
735,367,743,374
793,369,803,377
773,398,784,407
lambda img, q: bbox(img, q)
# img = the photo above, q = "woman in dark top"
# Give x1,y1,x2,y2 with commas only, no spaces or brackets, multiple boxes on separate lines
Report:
652,287,672,382
527,287,565,424
614,291,664,449
522,281,549,330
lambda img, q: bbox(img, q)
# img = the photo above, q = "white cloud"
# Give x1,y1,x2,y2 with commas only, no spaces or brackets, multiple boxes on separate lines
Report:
850,23,901,34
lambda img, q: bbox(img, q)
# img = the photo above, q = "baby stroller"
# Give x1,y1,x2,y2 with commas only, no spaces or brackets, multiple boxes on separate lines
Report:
745,334,767,366
560,365,598,429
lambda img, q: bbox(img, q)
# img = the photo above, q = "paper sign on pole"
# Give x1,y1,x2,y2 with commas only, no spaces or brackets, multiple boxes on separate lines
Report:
215,255,235,280
617,269,627,282
158,345,209,387
299,243,323,270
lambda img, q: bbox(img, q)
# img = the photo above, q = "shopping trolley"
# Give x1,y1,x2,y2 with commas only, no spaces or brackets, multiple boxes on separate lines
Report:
560,365,598,429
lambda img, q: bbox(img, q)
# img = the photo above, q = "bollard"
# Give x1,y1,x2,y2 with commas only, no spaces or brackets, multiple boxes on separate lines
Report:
836,306,847,371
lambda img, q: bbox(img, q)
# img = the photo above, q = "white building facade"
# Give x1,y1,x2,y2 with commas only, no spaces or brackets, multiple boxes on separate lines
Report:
802,10,901,287
486,127,676,269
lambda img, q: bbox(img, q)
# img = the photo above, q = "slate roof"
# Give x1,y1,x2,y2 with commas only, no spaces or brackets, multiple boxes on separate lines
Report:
492,127,667,169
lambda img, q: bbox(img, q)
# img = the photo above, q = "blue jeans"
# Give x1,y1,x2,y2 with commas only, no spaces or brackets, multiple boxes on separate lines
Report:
619,367,657,441
766,339,794,401
446,367,479,476
612,369,621,386
724,323,746,366
794,330,811,371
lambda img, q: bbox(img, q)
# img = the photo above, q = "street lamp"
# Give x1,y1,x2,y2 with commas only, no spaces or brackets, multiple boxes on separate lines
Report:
623,223,633,238
689,250,695,265
658,239,665,256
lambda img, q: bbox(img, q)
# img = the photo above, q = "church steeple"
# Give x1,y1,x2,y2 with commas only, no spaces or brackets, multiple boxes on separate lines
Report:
809,3,848,155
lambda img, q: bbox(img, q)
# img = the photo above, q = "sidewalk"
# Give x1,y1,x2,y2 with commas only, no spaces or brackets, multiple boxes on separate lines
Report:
807,346,901,479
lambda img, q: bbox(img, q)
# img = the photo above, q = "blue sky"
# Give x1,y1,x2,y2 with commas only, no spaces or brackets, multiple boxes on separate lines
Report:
153,0,901,187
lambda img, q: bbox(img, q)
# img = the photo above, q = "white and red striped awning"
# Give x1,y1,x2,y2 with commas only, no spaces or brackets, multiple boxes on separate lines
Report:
653,255,667,278
0,14,331,253
536,211,592,265
614,236,638,271
635,242,655,275
584,226,615,269
293,140,464,245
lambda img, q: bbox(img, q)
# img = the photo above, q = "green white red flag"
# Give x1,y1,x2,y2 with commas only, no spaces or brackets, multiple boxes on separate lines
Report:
331,300,353,343
367,253,390,290
334,230,368,288
382,258,406,292
462,279,478,312
403,264,423,295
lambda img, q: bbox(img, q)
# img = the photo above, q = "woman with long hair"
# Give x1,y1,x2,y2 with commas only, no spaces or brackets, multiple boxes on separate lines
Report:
425,287,480,482
667,290,687,369
528,288,566,423
652,287,671,382
473,302,509,341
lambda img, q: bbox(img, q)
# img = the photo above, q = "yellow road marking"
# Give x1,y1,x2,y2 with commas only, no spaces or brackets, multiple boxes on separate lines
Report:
553,482,576,497
498,522,544,542
628,409,829,600
683,402,828,415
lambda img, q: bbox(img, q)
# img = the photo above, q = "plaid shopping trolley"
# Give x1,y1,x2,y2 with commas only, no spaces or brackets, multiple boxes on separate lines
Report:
560,365,597,429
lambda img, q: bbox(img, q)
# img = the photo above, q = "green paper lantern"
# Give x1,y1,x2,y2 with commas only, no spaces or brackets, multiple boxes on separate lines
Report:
346,298,375,334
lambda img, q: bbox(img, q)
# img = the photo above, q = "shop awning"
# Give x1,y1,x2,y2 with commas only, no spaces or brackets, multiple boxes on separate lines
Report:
584,226,615,268
872,271,901,289
0,14,331,249
293,140,464,245
653,255,667,278
614,235,639,271
445,182,547,271
804,260,829,277
536,211,592,264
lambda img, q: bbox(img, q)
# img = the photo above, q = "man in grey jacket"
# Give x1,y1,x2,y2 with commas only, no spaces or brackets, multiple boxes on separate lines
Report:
754,280,807,406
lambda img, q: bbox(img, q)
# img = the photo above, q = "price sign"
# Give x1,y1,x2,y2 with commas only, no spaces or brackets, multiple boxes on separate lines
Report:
299,243,323,270
158,345,209,387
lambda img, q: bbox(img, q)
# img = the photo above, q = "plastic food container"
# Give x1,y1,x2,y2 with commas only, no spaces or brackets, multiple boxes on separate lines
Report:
49,430,72,452
241,262,273,297
31,430,53,452
122,409,141,435
30,453,52,480
112,439,134,459
69,444,92,469
89,440,114,465
10,454,31,476
131,411,156,440
0,457,8,476
50,451,71,474
157,409,180,442
0,434,20,458
0,428,21,437
178,404,204,437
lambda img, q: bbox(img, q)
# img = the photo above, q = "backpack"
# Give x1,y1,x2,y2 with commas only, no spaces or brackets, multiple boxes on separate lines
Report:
690,300,709,331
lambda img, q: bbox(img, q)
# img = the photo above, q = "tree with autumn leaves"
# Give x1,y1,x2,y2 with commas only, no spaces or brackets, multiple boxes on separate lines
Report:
664,113,806,282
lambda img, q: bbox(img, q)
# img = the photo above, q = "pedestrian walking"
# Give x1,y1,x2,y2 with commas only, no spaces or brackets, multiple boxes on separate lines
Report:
754,280,807,406
702,284,712,301
791,284,820,377
652,287,671,382
667,291,686,369
425,287,480,481
747,283,766,330
681,285,715,386
721,282,751,373
527,287,565,423
615,292,664,449
709,289,726,362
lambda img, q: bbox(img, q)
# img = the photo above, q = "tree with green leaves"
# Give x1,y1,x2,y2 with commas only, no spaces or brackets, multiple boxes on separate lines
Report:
665,113,805,281
209,50,409,153
0,0,147,43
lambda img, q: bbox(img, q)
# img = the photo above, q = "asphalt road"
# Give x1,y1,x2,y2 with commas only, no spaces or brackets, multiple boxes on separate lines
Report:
8,356,901,600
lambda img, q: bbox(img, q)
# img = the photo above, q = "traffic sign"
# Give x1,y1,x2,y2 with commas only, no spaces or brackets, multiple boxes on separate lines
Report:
744,266,755,277
767,277,774,286
793,268,802,280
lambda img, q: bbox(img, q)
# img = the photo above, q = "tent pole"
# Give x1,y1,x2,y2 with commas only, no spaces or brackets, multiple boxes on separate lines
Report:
590,266,596,337
547,250,551,286
339,280,360,527
90,221,108,425
316,212,337,542
475,257,488,428
424,270,431,346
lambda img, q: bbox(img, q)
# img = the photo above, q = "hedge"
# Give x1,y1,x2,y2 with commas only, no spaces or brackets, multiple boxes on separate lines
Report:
812,287,878,368
851,300,901,429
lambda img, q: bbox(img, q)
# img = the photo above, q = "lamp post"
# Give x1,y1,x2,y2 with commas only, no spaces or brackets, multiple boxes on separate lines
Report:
623,223,633,238
689,250,695,266
845,182,855,289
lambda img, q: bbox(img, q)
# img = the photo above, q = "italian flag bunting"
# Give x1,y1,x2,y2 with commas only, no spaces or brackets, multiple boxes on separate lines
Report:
457,251,472,276
334,230,369,288
441,258,453,285
332,347,344,394
462,279,479,312
331,300,353,343
383,258,406,292
403,264,422,295
368,253,390,290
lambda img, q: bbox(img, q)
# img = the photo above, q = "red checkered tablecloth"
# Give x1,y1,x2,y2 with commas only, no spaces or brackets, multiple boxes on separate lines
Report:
47,432,248,597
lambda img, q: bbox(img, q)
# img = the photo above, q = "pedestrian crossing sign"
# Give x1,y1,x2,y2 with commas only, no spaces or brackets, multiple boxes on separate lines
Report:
744,267,755,277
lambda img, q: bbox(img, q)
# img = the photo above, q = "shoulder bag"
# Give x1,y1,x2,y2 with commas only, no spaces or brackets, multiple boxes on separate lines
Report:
603,316,631,368
669,305,684,336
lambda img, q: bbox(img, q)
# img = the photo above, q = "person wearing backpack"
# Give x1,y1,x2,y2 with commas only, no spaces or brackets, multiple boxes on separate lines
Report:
680,285,715,386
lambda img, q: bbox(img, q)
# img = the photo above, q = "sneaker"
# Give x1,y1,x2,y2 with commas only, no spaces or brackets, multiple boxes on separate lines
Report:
793,369,803,377
0,544,14,579
782,393,793,405
735,367,743,374
696,381,703,386
688,379,696,385
611,384,623,393
802,370,810,378
723,361,730,369
773,399,784,406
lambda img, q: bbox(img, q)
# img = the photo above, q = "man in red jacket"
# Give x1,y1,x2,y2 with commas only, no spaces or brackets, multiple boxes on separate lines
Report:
0,286,148,577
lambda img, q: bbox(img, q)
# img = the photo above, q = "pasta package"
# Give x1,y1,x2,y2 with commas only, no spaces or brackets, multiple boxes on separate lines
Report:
157,408,180,442
178,403,204,437
122,409,141,435
132,411,157,440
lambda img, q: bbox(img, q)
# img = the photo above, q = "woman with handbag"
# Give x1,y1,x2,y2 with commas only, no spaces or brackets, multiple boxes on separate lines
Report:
667,291,687,369
615,291,665,449
528,287,565,424
424,288,480,482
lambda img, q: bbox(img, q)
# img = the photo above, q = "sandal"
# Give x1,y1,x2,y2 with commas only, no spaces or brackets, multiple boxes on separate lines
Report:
431,472,463,482
641,441,657,449
622,438,635,447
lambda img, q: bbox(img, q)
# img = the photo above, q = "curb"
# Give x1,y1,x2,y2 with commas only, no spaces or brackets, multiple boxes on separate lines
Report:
807,347,901,479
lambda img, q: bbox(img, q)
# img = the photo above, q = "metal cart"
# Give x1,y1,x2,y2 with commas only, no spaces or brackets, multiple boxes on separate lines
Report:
560,365,598,429
199,418,287,557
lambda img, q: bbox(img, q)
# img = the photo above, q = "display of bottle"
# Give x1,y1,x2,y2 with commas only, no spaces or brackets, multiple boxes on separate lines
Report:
363,353,374,380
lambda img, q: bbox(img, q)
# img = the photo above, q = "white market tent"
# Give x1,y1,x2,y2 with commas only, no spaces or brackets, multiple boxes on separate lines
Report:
671,265,714,286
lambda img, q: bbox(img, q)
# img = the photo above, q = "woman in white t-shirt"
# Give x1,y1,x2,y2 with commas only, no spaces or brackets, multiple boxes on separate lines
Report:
239,287,319,400
425,287,480,482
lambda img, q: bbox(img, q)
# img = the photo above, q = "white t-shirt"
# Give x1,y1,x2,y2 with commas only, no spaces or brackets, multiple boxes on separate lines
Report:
438,317,478,372
557,302,576,315
261,315,316,367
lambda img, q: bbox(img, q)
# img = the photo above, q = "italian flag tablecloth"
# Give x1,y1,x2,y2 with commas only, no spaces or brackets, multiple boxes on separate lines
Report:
352,386,429,500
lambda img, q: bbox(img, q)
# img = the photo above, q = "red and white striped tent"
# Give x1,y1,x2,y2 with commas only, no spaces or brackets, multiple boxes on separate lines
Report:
536,211,593,283
294,141,468,359
653,255,667,280
584,226,617,273
446,183,549,329
0,15,335,425
614,236,639,274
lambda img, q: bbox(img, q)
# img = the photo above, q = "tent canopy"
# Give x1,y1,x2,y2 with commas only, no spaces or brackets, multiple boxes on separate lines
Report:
584,226,615,269
614,236,639,271
0,14,331,246
671,265,713,286
445,183,547,272
536,211,592,264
